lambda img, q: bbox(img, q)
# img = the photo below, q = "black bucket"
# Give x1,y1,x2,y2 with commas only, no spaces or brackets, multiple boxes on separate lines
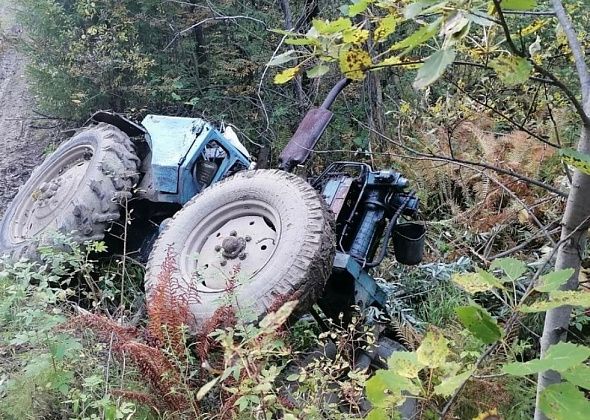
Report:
392,223,426,266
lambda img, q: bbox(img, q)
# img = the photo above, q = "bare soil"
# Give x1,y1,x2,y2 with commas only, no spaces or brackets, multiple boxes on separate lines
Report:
0,2,60,217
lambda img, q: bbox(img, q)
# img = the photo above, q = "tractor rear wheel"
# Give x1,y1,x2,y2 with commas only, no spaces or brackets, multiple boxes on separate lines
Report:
144,169,335,329
0,123,140,260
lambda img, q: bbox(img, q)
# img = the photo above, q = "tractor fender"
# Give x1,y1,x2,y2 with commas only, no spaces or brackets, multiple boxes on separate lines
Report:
89,111,148,138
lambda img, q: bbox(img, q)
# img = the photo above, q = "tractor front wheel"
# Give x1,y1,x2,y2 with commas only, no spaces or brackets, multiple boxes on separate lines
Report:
144,169,336,329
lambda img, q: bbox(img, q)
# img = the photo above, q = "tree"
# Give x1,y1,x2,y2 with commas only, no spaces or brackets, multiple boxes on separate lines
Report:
535,2,590,418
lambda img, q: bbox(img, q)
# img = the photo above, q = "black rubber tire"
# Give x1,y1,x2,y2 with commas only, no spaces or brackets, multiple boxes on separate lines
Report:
145,169,336,329
0,123,140,260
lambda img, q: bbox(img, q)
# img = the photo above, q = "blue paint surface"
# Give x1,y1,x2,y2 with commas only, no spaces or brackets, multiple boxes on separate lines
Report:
141,114,251,204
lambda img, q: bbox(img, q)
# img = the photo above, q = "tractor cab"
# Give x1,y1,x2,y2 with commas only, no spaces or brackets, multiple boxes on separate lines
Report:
134,115,252,205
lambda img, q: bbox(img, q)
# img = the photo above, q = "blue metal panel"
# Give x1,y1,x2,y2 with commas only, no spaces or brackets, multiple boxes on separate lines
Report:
333,252,387,308
141,115,206,194
178,129,251,204
141,114,251,204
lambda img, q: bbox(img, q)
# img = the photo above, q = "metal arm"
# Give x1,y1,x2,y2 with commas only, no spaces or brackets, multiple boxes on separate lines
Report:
320,78,351,110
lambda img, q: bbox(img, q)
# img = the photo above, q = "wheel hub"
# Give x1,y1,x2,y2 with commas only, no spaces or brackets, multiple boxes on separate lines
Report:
221,234,246,259
182,205,279,291
9,145,94,241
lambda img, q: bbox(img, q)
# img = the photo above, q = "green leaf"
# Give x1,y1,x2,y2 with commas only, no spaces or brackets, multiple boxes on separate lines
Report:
441,11,470,38
380,369,420,394
563,365,590,390
273,67,299,84
348,0,369,17
502,342,590,376
307,64,330,78
366,408,388,420
404,1,441,20
267,50,297,66
374,14,398,41
313,17,352,35
416,330,449,368
284,37,318,46
455,305,503,344
535,269,574,293
412,49,455,89
433,368,474,397
501,0,537,11
389,20,440,53
490,257,527,281
559,148,590,176
452,270,503,294
366,371,408,408
387,351,424,378
539,382,590,420
489,55,532,86
520,291,590,313
49,336,82,361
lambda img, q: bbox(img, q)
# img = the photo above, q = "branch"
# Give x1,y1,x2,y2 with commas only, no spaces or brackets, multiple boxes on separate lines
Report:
550,0,590,114
446,77,561,148
353,118,568,197
491,0,590,126
164,15,268,50
502,10,556,16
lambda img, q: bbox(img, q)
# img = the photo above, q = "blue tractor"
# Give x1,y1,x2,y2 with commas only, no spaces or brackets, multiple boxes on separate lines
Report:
0,78,424,343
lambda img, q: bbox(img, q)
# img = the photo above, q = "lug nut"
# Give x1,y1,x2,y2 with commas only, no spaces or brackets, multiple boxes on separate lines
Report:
238,252,247,260
220,260,227,266
230,230,237,237
214,245,221,252
245,235,251,242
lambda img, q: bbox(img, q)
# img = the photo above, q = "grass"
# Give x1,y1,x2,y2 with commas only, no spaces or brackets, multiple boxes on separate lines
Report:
415,281,468,327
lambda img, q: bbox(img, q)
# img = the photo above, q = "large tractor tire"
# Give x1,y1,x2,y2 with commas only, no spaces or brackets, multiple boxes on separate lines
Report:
0,123,140,260
145,170,335,329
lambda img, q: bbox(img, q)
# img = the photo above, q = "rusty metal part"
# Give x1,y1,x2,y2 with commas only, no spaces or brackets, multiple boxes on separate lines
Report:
278,108,333,172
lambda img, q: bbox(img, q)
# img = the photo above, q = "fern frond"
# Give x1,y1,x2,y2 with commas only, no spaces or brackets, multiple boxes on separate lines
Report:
390,317,423,350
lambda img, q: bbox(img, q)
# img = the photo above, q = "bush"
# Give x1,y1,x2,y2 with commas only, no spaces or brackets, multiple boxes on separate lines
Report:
19,0,181,119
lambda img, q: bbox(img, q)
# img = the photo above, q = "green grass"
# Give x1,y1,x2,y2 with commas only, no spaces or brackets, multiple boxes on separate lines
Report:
415,281,468,327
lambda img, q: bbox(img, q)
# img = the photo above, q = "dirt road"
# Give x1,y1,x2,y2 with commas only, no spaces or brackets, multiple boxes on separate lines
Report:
0,2,58,217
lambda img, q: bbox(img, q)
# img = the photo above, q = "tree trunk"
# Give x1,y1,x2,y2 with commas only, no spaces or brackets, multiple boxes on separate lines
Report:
534,130,590,420
534,2,590,418
277,0,306,111
366,70,385,144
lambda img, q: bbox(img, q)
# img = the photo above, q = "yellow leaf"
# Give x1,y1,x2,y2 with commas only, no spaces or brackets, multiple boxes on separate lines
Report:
273,67,299,84
376,56,401,67
452,271,504,294
387,351,424,378
520,19,548,36
374,14,398,41
473,408,500,420
339,48,372,81
343,28,370,45
416,330,449,368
